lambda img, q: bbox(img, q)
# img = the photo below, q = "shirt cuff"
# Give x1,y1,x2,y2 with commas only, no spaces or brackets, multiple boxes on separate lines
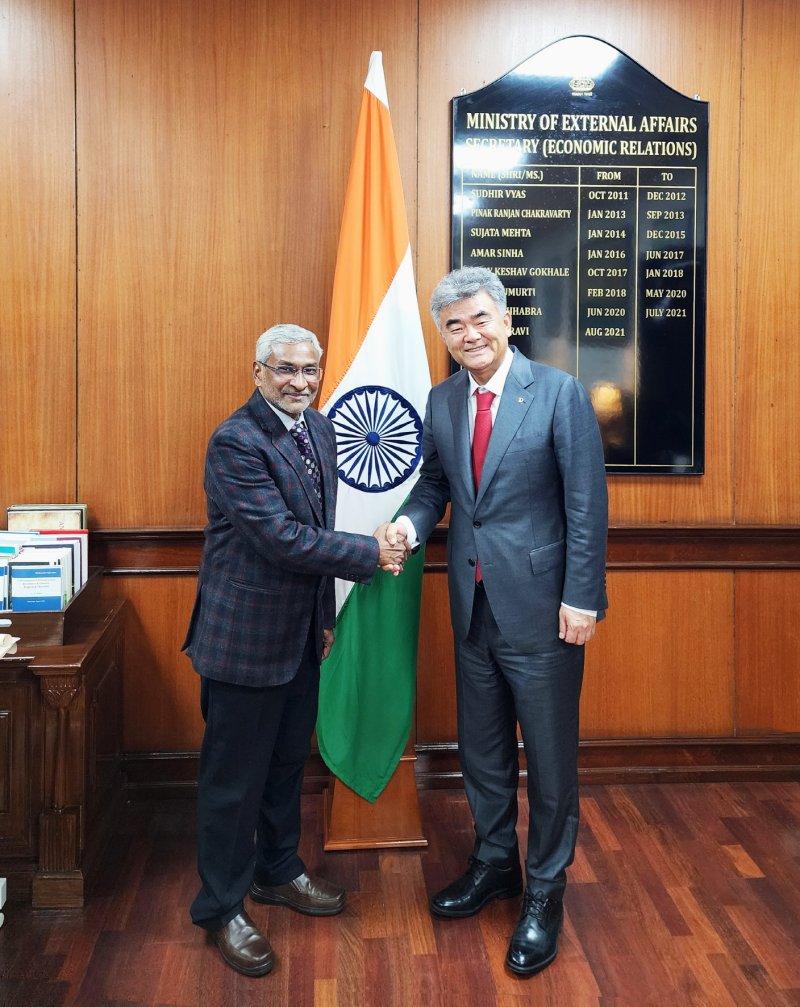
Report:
561,602,597,617
395,515,419,549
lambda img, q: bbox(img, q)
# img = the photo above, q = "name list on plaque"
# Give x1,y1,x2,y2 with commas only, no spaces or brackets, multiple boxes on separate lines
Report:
451,36,708,474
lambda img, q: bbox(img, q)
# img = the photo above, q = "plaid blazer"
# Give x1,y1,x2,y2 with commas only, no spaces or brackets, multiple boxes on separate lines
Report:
183,390,379,687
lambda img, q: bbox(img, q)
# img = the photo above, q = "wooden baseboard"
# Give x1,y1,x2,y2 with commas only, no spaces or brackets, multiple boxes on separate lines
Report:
416,739,800,787
580,737,800,783
121,737,800,799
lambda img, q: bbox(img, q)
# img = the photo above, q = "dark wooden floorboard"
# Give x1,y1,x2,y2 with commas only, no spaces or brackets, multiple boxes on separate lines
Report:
1,782,799,1006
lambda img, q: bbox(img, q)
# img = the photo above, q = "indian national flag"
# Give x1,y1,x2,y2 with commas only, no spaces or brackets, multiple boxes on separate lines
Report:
317,52,431,803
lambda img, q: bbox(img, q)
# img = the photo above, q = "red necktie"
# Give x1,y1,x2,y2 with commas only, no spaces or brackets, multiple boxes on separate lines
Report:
471,389,495,581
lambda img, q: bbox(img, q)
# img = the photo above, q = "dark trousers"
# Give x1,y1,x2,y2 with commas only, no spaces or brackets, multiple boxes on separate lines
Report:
454,584,584,899
190,634,320,931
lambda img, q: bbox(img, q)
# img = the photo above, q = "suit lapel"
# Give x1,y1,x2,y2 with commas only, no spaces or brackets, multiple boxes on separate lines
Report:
475,351,536,508
249,392,325,523
447,371,476,503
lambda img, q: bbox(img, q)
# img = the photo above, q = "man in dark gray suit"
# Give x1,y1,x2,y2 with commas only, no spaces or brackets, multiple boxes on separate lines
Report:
183,324,406,977
389,267,608,976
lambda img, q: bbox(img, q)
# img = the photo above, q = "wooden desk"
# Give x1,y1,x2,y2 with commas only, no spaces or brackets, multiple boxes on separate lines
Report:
0,600,127,907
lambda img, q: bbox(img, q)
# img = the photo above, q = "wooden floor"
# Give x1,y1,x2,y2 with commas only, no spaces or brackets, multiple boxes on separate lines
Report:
1,782,799,1006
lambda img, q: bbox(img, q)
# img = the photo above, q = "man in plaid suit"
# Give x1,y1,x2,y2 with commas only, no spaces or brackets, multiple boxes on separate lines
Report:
183,323,406,977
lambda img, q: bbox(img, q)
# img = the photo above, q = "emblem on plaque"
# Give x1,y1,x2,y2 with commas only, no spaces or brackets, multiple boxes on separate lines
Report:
569,77,594,95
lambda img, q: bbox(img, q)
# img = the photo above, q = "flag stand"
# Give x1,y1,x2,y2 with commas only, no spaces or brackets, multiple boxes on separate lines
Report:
323,744,427,850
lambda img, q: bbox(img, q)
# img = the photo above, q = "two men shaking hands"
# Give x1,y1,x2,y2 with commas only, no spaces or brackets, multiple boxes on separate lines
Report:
184,266,608,980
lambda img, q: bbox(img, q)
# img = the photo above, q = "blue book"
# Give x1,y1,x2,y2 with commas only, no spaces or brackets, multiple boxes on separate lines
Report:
10,565,64,612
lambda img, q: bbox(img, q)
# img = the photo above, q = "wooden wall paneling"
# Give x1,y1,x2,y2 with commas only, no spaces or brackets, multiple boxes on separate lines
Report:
580,570,735,738
100,574,202,751
419,565,740,747
90,528,800,759
75,0,419,529
4,0,796,776
415,571,457,744
417,0,741,523
735,571,800,735
736,0,800,523
0,0,76,518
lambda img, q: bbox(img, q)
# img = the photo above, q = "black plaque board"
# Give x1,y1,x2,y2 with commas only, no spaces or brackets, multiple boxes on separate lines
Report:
451,36,708,474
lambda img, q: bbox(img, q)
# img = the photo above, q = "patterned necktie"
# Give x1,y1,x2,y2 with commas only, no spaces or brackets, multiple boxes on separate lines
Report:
471,389,495,582
290,420,322,504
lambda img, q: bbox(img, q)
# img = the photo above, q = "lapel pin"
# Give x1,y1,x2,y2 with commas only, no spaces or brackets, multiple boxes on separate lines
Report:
517,397,526,404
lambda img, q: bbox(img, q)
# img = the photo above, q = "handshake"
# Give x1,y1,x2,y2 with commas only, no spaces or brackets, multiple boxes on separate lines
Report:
372,521,413,575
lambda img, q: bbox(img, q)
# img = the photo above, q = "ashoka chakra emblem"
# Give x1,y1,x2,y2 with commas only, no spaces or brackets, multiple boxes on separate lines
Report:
329,385,423,492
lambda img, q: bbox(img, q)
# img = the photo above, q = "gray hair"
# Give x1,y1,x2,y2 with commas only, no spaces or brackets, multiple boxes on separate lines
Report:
255,323,323,363
429,267,507,330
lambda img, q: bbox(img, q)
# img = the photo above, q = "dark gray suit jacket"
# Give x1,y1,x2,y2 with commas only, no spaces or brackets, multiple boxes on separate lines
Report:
404,349,608,650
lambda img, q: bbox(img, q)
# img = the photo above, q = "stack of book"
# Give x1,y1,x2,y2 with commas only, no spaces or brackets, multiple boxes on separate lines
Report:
1,504,89,613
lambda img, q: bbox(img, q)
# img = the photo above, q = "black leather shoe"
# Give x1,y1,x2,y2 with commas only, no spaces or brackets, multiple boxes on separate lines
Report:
249,872,346,916
505,890,563,976
212,910,274,977
430,856,523,918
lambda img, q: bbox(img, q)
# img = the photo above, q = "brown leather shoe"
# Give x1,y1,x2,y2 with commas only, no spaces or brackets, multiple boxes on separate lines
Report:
212,910,274,976
249,872,346,916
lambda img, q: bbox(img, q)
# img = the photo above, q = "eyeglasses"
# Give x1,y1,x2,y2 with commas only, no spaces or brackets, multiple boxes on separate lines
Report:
258,362,323,380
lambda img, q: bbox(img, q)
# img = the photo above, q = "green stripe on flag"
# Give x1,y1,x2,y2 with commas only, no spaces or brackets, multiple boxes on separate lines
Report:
317,544,425,803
